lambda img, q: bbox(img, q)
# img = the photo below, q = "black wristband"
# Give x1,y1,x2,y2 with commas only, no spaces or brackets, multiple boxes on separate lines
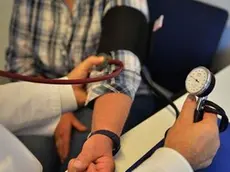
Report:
88,130,121,156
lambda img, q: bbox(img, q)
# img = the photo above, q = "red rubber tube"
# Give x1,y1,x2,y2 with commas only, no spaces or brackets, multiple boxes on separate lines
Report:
0,59,124,85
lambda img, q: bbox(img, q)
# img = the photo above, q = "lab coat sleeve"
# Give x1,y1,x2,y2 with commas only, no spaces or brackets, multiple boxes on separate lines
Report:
134,147,194,172
0,82,77,132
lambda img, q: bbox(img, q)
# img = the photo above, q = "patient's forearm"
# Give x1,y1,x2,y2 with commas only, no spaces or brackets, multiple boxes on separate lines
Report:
92,93,132,136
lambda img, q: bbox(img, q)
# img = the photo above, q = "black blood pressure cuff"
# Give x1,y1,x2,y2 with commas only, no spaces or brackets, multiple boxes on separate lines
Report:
89,6,149,109
97,6,150,64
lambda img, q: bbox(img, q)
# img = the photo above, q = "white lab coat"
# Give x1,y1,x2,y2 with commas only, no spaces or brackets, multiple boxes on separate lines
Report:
0,81,77,135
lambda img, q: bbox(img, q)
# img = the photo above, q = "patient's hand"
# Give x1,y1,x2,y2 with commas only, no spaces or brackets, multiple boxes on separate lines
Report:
55,112,87,163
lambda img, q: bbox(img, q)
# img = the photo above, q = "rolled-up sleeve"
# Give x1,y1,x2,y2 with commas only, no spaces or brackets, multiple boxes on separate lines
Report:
86,50,141,104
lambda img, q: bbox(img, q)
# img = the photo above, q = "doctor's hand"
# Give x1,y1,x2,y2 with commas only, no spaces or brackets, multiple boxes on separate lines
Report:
165,95,220,170
67,56,105,106
67,134,115,172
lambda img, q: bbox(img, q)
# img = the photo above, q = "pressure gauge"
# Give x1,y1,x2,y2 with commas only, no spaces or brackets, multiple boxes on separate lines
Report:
185,66,216,97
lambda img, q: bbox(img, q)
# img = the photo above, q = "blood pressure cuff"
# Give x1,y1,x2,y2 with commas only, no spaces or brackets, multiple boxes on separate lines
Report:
97,6,150,64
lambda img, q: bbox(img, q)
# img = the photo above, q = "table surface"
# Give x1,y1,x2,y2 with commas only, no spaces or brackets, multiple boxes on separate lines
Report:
115,65,230,172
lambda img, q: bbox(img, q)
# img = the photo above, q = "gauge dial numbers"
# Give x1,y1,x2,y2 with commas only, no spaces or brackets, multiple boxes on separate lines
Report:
185,67,214,97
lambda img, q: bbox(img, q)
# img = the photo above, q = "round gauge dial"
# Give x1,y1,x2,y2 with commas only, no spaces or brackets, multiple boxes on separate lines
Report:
185,67,211,96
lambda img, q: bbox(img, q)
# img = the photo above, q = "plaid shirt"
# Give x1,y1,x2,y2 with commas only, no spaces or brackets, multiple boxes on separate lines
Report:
6,0,151,103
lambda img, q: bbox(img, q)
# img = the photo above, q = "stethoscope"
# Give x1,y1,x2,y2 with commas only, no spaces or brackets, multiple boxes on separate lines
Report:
0,55,123,85
126,66,229,172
